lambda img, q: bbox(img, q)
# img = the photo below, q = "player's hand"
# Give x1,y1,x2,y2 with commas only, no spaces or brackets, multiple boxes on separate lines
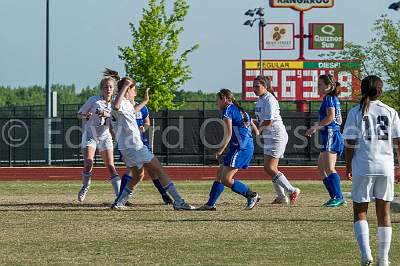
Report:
346,170,352,181
97,110,110,118
143,88,150,103
305,126,317,137
122,79,133,89
214,150,223,160
85,112,93,120
395,167,400,184
139,126,145,133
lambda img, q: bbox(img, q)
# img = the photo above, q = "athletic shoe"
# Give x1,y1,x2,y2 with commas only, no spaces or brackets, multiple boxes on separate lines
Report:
196,204,217,211
271,196,289,205
125,201,134,207
360,259,373,266
321,199,334,207
110,202,126,210
289,188,301,205
246,193,261,210
161,194,173,205
326,198,347,208
77,186,90,202
173,200,195,210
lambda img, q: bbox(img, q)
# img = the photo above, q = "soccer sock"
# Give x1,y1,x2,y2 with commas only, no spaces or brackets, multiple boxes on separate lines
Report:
118,174,133,198
152,179,168,196
322,177,334,199
116,187,133,206
327,173,343,199
377,227,392,263
354,220,373,262
206,181,225,206
272,172,296,193
164,182,183,204
272,181,286,199
231,180,251,198
110,175,121,197
81,172,92,188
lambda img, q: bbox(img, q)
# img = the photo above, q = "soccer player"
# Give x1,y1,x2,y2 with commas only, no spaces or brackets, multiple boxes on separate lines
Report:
197,89,261,211
306,74,345,207
110,74,194,210
76,74,120,202
344,75,400,266
254,76,300,205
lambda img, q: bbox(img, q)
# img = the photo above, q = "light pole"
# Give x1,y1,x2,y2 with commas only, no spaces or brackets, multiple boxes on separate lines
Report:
389,2,400,10
45,0,51,165
244,8,267,76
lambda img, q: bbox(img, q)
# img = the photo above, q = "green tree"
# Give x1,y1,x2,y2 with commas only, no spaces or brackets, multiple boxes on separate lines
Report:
321,15,400,110
119,0,199,112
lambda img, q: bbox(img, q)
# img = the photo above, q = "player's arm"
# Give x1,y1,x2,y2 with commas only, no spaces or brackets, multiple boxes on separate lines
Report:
215,117,232,159
250,119,259,136
394,138,400,183
134,88,150,112
140,116,151,133
306,107,335,137
345,139,356,180
77,98,93,120
112,79,133,111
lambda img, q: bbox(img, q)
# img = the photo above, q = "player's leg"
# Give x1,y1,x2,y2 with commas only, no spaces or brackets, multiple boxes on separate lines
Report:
78,145,96,202
353,202,373,265
323,151,345,207
197,165,225,211
145,166,173,205
112,166,143,209
318,152,334,206
264,155,287,204
144,157,194,210
100,147,120,197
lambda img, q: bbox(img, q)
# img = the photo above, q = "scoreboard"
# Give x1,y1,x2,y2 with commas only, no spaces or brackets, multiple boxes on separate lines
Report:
242,60,360,101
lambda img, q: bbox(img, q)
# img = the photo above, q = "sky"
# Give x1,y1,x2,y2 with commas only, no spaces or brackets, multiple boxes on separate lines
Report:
0,0,398,93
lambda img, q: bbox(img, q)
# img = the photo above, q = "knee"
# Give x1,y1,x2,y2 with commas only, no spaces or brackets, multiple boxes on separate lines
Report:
84,158,94,168
263,166,276,177
221,178,233,187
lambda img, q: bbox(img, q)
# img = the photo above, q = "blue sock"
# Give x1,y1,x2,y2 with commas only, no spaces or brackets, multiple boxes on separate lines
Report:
323,177,334,199
152,179,167,196
206,181,225,206
118,174,132,198
231,180,249,198
331,172,344,199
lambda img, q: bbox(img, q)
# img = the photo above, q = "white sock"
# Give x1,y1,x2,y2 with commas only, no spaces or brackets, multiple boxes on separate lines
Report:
110,175,121,197
272,181,286,198
82,172,92,188
354,220,373,262
377,227,392,265
116,187,132,206
273,172,295,193
163,182,183,204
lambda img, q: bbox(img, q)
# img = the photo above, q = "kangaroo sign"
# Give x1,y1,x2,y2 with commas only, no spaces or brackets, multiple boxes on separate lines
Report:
269,0,334,11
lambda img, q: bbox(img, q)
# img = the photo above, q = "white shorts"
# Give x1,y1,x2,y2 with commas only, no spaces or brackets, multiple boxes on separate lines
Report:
351,175,394,203
120,146,154,169
263,128,288,158
81,132,113,152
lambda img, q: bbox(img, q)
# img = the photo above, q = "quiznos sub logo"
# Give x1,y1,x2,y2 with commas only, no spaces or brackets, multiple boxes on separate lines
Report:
269,0,334,11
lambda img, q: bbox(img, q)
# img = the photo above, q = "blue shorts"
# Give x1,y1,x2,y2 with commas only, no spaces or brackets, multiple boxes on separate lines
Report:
223,143,254,169
320,128,343,155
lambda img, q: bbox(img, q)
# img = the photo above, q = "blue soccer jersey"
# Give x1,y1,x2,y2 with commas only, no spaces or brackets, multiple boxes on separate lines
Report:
221,103,253,149
319,95,342,131
135,102,150,149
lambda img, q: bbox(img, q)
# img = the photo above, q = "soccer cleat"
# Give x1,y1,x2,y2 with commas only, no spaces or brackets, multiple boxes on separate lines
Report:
326,198,347,208
246,193,261,210
110,202,127,210
360,259,373,266
289,188,301,205
173,200,195,210
77,186,90,202
321,199,334,207
161,194,173,205
125,201,134,207
271,196,289,205
196,204,217,211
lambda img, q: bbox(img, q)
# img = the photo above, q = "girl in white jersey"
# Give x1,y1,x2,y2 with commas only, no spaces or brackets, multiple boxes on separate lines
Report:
76,74,120,202
110,76,194,210
253,76,300,205
344,75,400,266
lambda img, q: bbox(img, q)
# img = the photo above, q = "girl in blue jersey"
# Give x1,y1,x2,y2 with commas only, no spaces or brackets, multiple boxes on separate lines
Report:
197,89,261,210
306,74,345,207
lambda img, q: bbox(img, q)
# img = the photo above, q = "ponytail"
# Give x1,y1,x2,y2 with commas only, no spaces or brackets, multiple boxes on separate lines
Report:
359,75,383,117
319,74,341,96
217,89,249,125
254,75,277,98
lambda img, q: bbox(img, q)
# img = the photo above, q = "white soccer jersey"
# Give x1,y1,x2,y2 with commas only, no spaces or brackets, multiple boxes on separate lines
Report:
343,100,400,178
255,92,284,134
111,98,144,150
78,95,112,140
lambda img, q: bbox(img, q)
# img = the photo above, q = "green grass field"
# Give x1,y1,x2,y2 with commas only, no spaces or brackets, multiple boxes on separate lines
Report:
0,180,398,265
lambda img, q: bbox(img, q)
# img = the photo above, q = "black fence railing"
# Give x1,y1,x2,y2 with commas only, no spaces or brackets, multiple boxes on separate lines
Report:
0,100,358,166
